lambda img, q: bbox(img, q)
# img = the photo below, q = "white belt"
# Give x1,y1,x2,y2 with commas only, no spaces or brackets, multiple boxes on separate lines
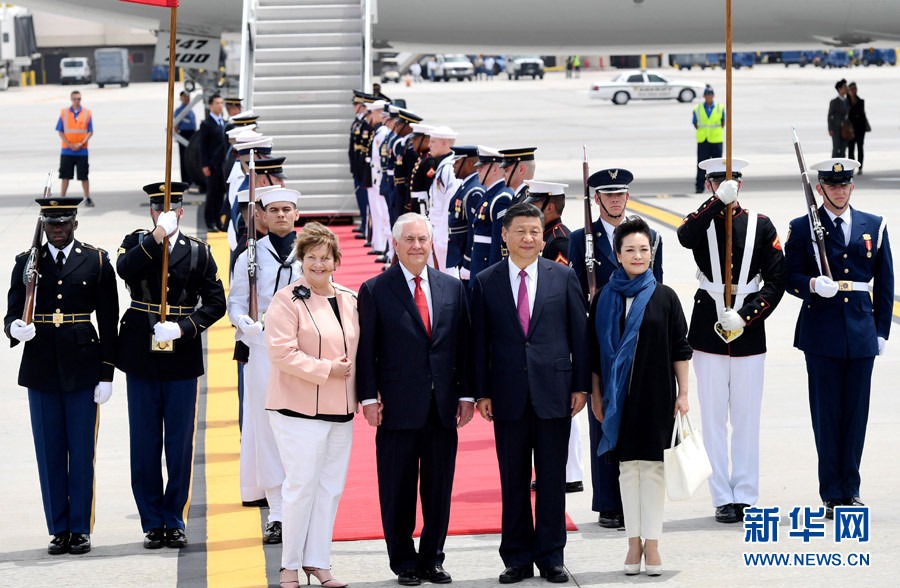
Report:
697,273,761,295
836,280,870,292
412,190,427,201
473,235,491,244
386,170,394,176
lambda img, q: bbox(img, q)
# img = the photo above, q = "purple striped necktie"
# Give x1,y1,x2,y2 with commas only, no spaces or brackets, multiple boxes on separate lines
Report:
517,269,530,334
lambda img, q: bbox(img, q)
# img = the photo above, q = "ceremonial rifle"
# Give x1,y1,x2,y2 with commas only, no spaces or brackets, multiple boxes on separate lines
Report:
582,145,597,301
247,151,259,320
22,173,52,324
792,128,832,279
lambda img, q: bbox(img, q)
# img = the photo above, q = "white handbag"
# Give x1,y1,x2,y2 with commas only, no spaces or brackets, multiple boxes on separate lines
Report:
664,414,712,501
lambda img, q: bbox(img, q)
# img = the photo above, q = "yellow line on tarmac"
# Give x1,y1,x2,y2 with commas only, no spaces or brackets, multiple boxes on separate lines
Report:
629,196,900,320
204,233,267,587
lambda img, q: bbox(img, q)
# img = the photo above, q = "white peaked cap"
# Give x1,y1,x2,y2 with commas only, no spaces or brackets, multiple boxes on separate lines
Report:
524,180,569,195
427,126,457,139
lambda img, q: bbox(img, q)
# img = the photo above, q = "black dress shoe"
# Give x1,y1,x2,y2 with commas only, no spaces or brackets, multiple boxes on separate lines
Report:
355,233,367,239
565,481,584,493
418,565,452,584
598,512,624,529
165,528,188,548
368,249,383,256
242,498,269,508
397,569,421,586
499,565,534,584
824,500,842,520
263,521,282,544
734,503,751,521
144,528,166,549
715,503,740,523
364,241,373,248
69,533,91,555
846,497,865,507
375,255,389,263
540,566,569,583
48,532,70,555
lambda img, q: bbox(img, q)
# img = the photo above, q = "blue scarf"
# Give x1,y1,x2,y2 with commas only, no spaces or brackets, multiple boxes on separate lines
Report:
596,267,656,456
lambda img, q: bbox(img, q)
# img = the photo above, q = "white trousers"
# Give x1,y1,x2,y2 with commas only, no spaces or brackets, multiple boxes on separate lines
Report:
619,460,665,540
693,350,765,507
240,341,285,522
269,412,353,571
566,412,584,483
368,186,390,253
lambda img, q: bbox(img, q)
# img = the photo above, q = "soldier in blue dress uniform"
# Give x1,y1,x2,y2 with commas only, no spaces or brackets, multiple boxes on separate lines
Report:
784,158,893,518
350,91,375,240
567,168,663,528
390,110,423,222
490,148,535,261
469,146,506,281
116,181,226,548
446,145,481,282
5,195,119,556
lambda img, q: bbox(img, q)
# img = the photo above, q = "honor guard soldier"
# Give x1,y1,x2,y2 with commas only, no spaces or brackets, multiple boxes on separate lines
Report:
224,96,244,117
784,158,893,518
229,187,303,544
567,168,663,529
390,109,422,223
408,124,436,216
677,158,786,524
489,148,534,263
469,146,506,282
501,147,537,206
447,146,483,283
379,106,402,232
350,91,375,240
426,126,460,274
116,181,226,549
524,180,585,494
366,100,391,261
5,194,118,556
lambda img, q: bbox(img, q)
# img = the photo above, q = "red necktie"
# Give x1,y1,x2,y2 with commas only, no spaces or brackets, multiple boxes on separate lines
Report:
517,269,530,335
414,275,432,338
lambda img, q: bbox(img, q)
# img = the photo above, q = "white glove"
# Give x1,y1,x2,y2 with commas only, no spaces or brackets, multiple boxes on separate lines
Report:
156,210,178,236
153,321,182,343
878,336,886,356
94,381,113,405
10,319,36,342
718,308,746,331
715,179,739,205
236,315,263,336
813,276,838,298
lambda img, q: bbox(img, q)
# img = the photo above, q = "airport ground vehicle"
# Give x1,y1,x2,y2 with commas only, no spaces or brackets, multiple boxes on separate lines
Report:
60,57,91,85
590,70,706,105
506,56,545,79
94,48,130,88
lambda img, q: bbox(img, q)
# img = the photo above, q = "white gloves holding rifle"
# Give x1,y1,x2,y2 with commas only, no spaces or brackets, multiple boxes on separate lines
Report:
812,276,838,298
94,381,113,404
10,319,36,342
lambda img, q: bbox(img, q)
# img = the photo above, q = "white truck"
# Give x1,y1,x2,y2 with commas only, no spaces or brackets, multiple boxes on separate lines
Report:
0,4,37,89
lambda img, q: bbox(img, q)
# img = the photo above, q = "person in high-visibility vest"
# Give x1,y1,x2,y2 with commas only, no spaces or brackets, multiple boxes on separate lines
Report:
692,86,725,193
56,91,94,206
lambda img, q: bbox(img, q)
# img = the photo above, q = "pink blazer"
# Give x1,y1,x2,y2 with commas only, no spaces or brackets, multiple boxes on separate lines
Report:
265,277,359,416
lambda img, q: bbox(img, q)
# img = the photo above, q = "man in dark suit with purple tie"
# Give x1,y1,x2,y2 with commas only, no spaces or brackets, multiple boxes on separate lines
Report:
357,212,473,586
471,203,590,584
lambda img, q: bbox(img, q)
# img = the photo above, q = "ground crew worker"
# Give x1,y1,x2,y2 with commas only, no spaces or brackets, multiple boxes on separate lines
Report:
692,87,725,193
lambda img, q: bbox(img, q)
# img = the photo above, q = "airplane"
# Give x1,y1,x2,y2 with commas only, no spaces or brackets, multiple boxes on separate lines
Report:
14,0,900,51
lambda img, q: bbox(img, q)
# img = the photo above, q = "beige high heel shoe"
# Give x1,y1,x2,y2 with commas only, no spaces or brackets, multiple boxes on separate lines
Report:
302,567,348,588
280,568,300,588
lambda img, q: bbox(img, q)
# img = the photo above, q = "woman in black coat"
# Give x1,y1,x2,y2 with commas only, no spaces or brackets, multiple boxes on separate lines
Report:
589,216,692,577
847,81,870,173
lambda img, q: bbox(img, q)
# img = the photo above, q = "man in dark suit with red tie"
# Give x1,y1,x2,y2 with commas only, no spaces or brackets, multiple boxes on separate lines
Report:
357,212,473,586
471,202,590,584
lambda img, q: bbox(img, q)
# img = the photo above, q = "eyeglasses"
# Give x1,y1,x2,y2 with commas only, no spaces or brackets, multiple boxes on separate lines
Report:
71,97,81,101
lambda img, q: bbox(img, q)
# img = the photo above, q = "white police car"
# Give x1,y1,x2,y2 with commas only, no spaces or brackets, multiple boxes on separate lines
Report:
589,70,706,105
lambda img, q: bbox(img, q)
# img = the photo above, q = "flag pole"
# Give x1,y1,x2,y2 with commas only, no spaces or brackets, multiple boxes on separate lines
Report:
723,0,734,310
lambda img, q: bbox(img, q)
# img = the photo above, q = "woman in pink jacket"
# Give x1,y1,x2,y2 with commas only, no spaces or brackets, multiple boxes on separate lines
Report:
266,222,359,588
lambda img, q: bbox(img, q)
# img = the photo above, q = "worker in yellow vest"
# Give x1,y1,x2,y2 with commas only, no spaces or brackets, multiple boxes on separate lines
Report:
692,86,725,193
56,90,94,206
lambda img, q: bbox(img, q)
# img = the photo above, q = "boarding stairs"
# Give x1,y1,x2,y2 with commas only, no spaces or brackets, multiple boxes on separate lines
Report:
252,0,365,216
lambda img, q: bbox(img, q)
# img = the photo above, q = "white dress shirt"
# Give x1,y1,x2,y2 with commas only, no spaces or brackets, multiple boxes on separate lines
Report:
600,217,617,252
47,240,75,265
509,258,539,316
824,208,852,244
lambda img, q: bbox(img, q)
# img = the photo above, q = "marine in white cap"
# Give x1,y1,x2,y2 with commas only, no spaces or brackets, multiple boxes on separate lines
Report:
784,157,893,519
228,186,303,546
676,156,786,525
425,126,460,275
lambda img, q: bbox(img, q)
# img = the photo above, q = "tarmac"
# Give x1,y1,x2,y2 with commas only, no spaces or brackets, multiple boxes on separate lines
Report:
1,65,899,587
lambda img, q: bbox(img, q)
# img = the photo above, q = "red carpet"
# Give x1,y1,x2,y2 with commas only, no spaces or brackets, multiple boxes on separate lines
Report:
323,224,578,540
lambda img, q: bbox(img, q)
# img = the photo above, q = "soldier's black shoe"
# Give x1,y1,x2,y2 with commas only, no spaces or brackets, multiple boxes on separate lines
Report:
355,233,367,239
242,498,269,508
598,512,624,529
48,532,70,555
375,255,389,263
540,566,569,583
144,528,166,549
565,481,584,493
499,565,534,584
715,504,740,524
418,565,452,584
824,500,842,520
846,497,865,507
263,521,282,544
734,503,751,521
397,570,421,586
165,528,187,548
69,533,91,555
368,249,383,256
